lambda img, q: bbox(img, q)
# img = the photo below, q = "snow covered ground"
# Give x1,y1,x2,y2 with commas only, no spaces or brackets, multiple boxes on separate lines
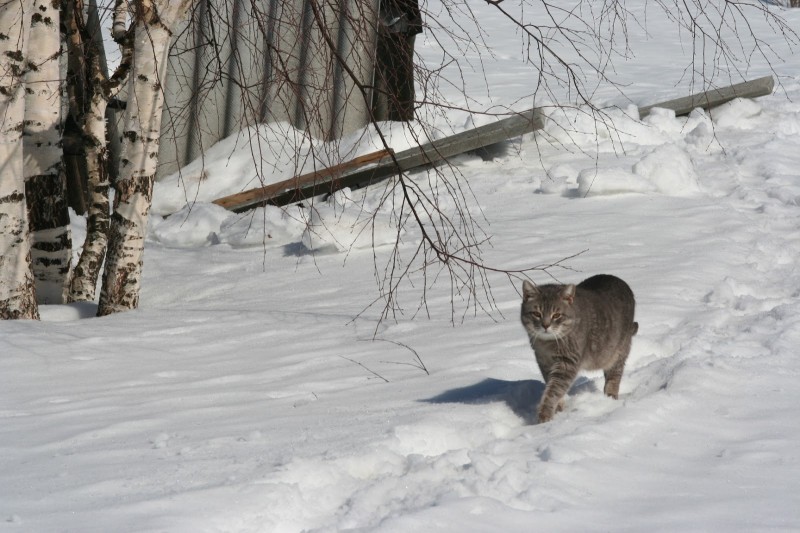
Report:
3,2,800,532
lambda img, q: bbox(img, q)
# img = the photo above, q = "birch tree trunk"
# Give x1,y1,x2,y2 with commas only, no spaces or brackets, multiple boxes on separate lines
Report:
23,0,71,304
66,66,111,303
66,0,131,303
0,1,38,319
97,0,195,316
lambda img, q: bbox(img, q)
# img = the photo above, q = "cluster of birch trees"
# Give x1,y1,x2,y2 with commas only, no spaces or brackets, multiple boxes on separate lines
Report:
0,0,194,319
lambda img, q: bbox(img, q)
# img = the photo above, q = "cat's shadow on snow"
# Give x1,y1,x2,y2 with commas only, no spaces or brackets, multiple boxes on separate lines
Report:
423,377,597,425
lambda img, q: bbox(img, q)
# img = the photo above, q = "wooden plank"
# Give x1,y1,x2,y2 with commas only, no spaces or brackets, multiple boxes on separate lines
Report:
212,148,394,212
394,108,546,171
297,107,546,200
638,75,774,118
213,108,545,210
209,76,774,212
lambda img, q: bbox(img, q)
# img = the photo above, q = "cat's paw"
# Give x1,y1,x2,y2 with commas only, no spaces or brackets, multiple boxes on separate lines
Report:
537,406,555,424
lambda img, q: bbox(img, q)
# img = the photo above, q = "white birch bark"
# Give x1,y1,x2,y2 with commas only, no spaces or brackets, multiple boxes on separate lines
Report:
66,83,111,302
23,0,71,304
0,1,38,319
97,0,195,315
113,0,130,41
66,0,131,303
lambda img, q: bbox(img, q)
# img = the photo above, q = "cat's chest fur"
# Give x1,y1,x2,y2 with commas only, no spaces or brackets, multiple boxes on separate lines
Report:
530,300,621,371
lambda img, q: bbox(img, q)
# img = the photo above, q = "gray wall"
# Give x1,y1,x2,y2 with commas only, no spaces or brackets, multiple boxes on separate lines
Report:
158,0,380,178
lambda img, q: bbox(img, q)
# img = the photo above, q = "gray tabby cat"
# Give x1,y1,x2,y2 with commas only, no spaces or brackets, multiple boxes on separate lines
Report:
521,274,638,423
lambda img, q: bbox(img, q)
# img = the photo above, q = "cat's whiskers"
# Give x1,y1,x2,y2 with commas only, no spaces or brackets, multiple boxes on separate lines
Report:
550,329,565,350
534,326,562,343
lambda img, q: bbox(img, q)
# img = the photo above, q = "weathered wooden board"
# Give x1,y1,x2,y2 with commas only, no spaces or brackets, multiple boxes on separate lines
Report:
326,107,547,194
212,149,394,212
213,108,546,211
210,76,775,211
638,75,774,118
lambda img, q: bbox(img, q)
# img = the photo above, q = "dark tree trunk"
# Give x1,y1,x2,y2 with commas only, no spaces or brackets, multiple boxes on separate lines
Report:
372,0,421,122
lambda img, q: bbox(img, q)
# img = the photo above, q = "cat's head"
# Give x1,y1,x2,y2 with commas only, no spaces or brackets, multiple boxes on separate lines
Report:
521,280,576,340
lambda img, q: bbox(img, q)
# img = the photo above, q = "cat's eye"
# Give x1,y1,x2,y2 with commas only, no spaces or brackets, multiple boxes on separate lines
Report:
531,311,542,318
552,312,562,320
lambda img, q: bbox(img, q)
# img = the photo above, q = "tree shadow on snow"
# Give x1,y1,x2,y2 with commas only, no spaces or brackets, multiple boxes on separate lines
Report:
422,377,598,425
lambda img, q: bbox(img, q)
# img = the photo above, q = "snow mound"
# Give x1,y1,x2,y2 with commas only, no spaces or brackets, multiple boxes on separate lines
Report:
217,206,306,248
337,119,428,156
683,118,724,154
302,188,400,253
539,163,577,194
642,108,723,154
571,145,700,197
632,144,701,195
710,97,763,129
150,203,232,248
542,104,669,149
575,167,655,196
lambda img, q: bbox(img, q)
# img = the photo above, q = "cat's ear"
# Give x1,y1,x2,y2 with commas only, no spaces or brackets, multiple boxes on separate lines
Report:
522,280,538,300
562,284,576,304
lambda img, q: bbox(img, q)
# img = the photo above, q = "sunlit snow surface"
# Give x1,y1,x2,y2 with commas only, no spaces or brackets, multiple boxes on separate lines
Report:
3,2,800,531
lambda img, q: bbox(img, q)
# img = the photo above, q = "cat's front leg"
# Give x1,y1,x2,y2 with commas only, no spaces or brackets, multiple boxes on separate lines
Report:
537,360,579,423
